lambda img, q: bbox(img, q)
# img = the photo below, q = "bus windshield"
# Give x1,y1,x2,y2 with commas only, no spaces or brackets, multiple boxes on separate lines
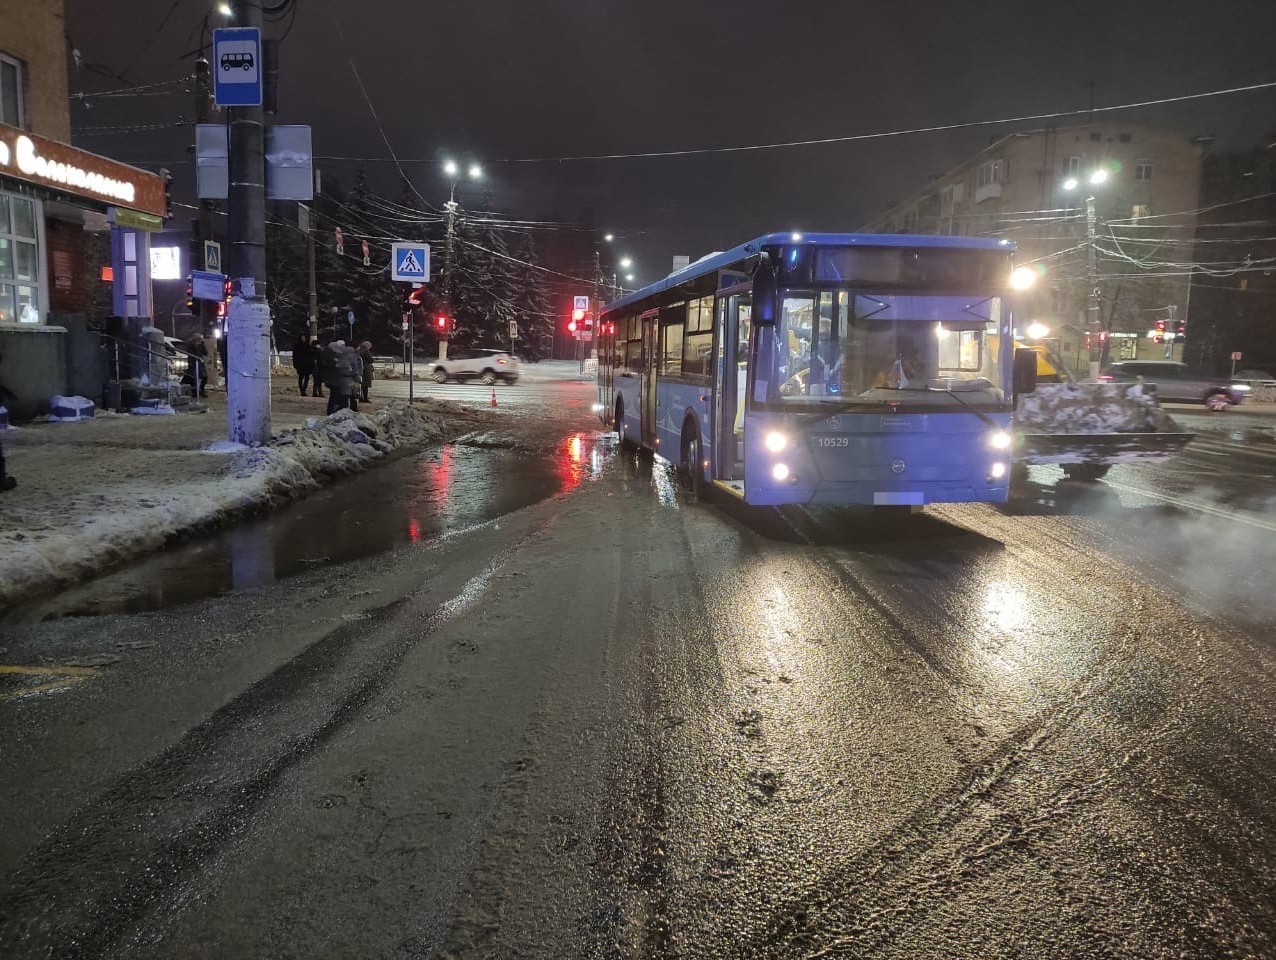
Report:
770,290,1006,410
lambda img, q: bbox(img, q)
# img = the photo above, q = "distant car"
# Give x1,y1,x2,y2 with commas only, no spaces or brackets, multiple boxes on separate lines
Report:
429,348,520,385
1099,360,1248,411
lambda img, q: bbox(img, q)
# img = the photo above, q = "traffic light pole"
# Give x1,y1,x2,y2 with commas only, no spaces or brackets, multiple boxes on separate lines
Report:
225,0,272,444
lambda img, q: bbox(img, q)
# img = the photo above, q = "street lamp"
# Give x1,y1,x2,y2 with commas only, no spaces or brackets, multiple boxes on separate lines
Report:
1010,266,1038,291
619,257,633,270
1062,168,1110,380
439,157,484,316
1026,321,1050,340
625,273,635,283
603,233,614,243
217,2,233,16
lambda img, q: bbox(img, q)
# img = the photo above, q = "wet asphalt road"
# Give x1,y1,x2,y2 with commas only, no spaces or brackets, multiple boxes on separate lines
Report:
1,382,1275,958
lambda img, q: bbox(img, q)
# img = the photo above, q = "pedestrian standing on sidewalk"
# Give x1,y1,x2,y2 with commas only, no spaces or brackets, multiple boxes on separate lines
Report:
292,332,315,396
342,341,364,412
217,333,228,388
358,340,374,403
308,340,324,397
324,340,356,415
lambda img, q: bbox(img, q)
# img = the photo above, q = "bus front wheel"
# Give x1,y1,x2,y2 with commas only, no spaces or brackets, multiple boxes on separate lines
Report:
616,401,634,450
682,425,706,501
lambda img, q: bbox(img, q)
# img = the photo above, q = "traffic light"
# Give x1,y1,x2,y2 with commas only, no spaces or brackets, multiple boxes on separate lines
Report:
568,319,577,334
185,278,195,314
571,307,586,323
435,315,449,332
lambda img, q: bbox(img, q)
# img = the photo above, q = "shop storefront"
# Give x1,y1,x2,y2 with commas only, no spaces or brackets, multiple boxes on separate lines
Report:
0,122,166,417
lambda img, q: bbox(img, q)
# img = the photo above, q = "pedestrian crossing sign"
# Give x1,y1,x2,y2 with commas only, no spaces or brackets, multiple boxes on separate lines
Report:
392,243,431,282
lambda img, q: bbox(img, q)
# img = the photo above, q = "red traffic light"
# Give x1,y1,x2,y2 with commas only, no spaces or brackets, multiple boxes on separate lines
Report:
568,320,578,333
435,315,449,330
571,307,585,322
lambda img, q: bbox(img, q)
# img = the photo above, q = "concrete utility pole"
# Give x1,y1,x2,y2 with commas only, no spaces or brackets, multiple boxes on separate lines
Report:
304,204,317,339
442,200,458,301
1085,192,1102,381
226,0,272,444
193,58,217,340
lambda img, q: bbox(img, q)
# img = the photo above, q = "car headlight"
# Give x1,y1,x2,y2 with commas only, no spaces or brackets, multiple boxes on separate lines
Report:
1232,384,1252,392
771,463,790,481
990,462,1007,479
990,430,1011,450
764,431,788,453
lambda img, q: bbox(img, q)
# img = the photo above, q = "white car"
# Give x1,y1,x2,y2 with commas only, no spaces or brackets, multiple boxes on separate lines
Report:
429,348,520,385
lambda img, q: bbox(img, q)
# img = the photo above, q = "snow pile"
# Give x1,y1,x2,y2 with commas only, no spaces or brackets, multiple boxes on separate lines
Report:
0,400,450,609
48,395,96,421
1015,382,1178,435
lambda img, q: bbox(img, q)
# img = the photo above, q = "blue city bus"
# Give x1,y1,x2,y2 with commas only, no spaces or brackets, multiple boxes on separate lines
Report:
597,233,1025,507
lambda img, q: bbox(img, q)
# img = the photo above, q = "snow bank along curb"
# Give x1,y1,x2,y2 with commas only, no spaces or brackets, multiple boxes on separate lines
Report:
0,400,450,610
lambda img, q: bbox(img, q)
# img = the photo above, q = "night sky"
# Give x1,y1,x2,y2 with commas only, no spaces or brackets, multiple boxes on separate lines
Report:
67,0,1276,284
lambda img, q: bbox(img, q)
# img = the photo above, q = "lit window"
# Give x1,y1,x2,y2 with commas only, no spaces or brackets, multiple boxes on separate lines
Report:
1134,161,1153,182
0,192,41,324
0,54,22,128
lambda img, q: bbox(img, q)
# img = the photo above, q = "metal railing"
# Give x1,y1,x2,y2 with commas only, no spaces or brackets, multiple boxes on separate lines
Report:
98,332,212,409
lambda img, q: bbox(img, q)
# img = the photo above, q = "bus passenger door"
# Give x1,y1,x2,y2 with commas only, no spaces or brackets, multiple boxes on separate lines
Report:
641,310,659,448
713,286,751,480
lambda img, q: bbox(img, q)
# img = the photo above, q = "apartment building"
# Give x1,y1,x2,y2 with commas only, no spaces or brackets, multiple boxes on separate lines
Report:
861,123,1205,373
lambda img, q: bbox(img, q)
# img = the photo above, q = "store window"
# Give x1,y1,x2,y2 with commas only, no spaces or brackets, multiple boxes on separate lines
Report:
0,192,41,324
0,54,23,128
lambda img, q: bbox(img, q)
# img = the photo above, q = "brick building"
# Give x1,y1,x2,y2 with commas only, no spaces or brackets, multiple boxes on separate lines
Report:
0,0,166,417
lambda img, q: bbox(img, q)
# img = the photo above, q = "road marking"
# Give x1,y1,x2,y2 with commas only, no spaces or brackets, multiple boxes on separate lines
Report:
0,664,97,702
1104,481,1276,533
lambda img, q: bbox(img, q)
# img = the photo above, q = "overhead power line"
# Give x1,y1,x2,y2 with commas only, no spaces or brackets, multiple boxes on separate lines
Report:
309,79,1276,166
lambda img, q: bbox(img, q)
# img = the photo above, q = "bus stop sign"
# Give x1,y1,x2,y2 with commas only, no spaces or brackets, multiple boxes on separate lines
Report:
212,28,263,107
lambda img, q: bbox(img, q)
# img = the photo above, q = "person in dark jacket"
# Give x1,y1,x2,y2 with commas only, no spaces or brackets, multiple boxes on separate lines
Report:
358,341,374,402
217,333,228,387
292,332,315,395
308,340,324,397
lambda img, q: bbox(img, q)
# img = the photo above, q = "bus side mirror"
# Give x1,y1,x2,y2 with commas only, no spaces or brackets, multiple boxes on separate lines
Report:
1013,348,1038,396
752,253,777,325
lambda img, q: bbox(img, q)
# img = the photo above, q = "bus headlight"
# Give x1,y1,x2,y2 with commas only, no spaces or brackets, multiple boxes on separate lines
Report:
764,431,788,453
990,430,1011,451
990,462,1007,480
772,463,791,482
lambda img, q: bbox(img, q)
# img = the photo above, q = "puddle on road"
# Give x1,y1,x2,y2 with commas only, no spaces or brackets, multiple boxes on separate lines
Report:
7,432,609,623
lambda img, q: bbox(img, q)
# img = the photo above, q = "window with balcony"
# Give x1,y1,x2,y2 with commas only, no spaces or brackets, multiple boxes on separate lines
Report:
975,159,1007,202
0,53,24,128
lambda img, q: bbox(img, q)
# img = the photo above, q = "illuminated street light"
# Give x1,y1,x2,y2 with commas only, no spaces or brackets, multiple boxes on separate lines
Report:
625,273,635,283
1026,321,1050,340
443,159,459,177
604,233,615,242
1009,266,1038,291
619,257,633,269
468,163,482,179
217,2,233,16
1062,176,1079,191
1089,168,1110,186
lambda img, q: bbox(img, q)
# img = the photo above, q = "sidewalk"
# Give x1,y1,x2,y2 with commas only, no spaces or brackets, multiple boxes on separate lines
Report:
0,384,489,610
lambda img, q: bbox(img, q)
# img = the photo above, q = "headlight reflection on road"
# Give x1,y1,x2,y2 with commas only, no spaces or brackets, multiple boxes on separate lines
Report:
983,582,1030,633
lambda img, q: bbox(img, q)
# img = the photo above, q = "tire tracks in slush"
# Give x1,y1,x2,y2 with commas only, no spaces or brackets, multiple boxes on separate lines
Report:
0,517,557,960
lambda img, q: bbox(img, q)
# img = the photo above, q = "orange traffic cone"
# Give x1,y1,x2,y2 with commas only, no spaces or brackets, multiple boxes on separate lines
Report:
489,388,498,408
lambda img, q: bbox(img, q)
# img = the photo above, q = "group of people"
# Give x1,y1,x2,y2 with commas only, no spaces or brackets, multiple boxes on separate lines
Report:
291,335,375,415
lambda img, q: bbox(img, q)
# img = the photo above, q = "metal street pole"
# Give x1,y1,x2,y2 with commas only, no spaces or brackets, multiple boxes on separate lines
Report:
226,0,271,444
193,57,216,339
1085,193,1102,381
305,205,317,339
